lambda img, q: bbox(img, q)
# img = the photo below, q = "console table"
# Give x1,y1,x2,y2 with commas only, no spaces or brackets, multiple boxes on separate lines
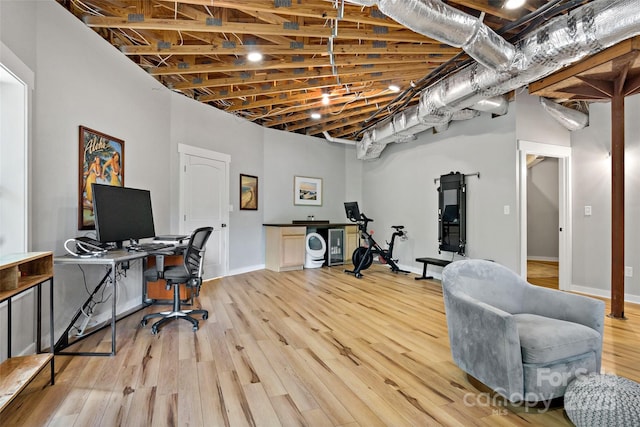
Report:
0,252,55,412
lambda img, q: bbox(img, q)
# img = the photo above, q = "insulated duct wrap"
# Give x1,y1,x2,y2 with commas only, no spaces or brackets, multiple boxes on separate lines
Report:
377,0,517,71
539,98,589,131
359,0,640,159
470,96,509,116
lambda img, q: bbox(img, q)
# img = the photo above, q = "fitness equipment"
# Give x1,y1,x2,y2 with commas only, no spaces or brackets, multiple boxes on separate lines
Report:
344,201,409,278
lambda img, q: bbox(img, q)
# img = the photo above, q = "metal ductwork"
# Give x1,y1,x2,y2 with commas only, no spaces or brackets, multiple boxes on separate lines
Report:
377,0,517,72
539,98,589,131
353,0,640,160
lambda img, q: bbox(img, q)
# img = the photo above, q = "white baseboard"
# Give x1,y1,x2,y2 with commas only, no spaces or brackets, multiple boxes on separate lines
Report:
228,264,265,277
527,256,559,262
569,284,640,305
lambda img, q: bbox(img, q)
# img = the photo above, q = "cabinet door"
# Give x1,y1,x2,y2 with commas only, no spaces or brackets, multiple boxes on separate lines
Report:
345,225,359,263
281,234,305,267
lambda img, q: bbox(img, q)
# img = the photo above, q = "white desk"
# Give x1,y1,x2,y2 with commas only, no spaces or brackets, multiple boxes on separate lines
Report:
54,249,150,356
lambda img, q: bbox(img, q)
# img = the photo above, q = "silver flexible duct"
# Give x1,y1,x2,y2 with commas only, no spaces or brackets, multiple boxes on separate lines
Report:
358,0,640,159
377,0,517,71
539,98,589,131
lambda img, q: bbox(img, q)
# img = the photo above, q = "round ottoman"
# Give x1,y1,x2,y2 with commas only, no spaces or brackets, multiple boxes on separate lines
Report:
564,373,640,426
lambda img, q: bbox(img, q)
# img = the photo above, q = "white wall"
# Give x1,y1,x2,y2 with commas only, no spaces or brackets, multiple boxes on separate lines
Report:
527,158,559,259
169,93,266,273
516,91,571,147
263,128,348,223
572,95,640,301
361,109,519,274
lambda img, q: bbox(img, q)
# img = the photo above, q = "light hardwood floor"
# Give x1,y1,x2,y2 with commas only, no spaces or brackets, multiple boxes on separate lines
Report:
2,265,638,426
527,260,559,289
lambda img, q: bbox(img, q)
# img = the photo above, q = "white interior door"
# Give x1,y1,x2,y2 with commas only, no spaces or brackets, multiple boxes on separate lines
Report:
179,144,230,279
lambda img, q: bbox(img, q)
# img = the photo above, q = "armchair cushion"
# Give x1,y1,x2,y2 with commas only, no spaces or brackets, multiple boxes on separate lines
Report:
514,314,601,364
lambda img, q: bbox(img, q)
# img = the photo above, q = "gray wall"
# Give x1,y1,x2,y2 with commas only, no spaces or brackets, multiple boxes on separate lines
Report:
527,158,559,259
263,128,349,223
572,97,640,300
169,93,266,272
361,109,520,273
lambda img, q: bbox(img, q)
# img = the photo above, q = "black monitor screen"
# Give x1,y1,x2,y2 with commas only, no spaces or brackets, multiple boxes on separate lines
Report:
344,201,361,222
92,184,155,247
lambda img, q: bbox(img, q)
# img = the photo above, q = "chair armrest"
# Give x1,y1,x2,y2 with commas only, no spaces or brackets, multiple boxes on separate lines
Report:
146,249,175,279
443,289,524,399
523,286,605,335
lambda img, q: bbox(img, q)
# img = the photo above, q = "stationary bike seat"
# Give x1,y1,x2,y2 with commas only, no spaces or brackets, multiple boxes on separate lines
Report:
391,225,404,230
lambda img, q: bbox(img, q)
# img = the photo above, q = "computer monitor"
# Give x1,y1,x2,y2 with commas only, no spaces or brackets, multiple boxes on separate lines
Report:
344,201,361,222
92,183,156,248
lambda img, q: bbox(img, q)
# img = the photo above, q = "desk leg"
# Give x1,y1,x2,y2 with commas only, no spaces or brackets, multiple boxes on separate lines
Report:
111,261,117,356
49,278,55,384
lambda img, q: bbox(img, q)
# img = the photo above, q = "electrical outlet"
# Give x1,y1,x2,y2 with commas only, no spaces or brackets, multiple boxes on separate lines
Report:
504,205,510,215
584,206,592,216
625,266,633,277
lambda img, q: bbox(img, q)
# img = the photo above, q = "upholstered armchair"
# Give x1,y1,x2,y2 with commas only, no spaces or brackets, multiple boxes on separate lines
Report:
442,259,605,403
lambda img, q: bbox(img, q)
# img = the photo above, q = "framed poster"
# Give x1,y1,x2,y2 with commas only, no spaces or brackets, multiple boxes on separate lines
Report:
240,174,258,210
78,126,124,230
294,176,322,206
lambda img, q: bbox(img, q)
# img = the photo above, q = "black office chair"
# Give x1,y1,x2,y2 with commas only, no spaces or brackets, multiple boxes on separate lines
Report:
141,226,213,334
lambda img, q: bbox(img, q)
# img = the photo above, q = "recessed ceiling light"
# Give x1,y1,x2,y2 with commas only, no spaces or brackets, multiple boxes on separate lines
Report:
388,84,401,93
247,52,263,62
311,112,322,119
504,0,525,9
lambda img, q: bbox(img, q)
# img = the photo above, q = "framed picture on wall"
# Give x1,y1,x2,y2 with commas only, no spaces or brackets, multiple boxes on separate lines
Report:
78,126,125,230
294,176,322,206
240,174,258,210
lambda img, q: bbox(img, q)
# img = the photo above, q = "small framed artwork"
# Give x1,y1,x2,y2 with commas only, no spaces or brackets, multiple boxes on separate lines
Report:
294,176,323,206
78,126,125,230
240,174,258,210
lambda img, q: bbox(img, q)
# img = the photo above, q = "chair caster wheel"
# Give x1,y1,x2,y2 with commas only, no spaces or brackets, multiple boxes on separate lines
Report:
192,325,198,332
151,327,159,335
140,319,147,327
202,313,208,320
355,273,362,279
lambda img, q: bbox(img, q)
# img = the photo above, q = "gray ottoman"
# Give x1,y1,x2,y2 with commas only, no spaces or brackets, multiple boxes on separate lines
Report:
564,373,640,426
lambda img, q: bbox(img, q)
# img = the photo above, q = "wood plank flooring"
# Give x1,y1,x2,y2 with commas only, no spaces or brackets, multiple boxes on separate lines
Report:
2,265,638,426
527,260,559,289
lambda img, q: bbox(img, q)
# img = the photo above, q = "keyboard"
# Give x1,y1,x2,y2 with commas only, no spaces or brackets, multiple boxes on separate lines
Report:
130,242,174,252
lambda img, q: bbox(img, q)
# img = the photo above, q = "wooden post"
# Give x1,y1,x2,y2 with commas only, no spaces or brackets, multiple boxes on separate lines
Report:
610,91,625,318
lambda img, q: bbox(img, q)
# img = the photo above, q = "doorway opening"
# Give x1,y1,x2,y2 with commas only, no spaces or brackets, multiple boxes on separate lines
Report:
527,156,559,289
518,141,571,291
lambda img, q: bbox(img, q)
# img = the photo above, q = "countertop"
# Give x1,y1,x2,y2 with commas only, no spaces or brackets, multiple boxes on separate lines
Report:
263,222,355,227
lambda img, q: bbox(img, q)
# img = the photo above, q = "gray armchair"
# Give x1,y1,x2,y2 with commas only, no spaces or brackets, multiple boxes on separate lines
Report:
442,259,604,403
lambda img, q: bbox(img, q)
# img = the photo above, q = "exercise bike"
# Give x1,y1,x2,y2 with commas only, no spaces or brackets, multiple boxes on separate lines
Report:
344,201,409,279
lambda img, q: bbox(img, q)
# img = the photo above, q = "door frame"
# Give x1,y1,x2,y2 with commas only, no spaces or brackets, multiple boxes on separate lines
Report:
1,42,33,254
178,143,230,277
518,140,572,290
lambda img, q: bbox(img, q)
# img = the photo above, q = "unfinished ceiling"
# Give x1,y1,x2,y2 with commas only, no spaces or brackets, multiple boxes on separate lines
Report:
56,0,595,141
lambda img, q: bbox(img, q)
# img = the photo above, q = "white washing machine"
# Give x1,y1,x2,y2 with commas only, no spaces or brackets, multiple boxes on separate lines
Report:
304,232,326,268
